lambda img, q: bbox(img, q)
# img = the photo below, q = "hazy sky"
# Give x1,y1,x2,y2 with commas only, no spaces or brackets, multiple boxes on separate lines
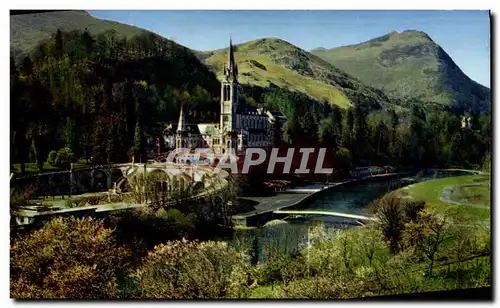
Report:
89,10,491,87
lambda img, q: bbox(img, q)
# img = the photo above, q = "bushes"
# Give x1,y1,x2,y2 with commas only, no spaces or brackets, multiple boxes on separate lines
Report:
370,192,426,253
63,195,127,208
47,150,57,166
46,147,77,168
256,253,306,286
134,239,250,299
10,217,129,299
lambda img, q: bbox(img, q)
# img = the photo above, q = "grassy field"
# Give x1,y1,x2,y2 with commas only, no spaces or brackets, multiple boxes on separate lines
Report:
450,185,491,206
404,175,491,221
201,38,393,110
203,38,352,109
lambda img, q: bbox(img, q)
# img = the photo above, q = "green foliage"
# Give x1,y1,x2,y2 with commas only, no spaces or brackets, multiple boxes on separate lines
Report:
481,152,491,172
11,11,150,60
11,27,220,167
28,139,37,164
370,192,426,253
10,217,130,299
156,208,198,232
134,239,251,299
55,147,75,167
132,119,143,160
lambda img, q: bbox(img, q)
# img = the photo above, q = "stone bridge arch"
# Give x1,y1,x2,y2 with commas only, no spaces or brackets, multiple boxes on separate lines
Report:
110,169,124,185
90,168,112,191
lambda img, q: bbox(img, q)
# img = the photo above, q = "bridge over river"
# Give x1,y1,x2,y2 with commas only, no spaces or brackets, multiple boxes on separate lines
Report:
11,161,231,227
273,209,377,222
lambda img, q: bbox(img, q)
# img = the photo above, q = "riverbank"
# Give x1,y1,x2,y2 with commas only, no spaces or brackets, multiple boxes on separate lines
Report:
402,174,491,222
232,172,408,227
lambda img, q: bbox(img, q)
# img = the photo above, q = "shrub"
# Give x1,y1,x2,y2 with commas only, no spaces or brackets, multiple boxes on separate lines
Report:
372,193,407,253
10,217,129,299
256,253,307,286
370,192,426,253
86,196,106,205
156,208,197,232
64,198,75,208
402,210,451,276
281,272,366,299
47,150,57,166
134,239,250,299
55,147,77,167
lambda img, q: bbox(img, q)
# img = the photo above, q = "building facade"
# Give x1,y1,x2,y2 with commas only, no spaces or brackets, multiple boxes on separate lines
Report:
172,38,285,155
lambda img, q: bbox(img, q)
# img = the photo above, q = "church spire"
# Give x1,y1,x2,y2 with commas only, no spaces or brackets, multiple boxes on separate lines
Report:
177,104,187,132
224,37,238,82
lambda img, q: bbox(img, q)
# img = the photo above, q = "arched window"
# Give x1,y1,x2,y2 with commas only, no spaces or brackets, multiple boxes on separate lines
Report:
225,85,231,101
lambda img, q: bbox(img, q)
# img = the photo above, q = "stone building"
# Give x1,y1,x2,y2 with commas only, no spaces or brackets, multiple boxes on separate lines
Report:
170,38,286,155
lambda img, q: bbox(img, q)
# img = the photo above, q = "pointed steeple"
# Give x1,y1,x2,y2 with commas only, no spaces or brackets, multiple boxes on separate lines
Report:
177,104,187,132
224,36,238,82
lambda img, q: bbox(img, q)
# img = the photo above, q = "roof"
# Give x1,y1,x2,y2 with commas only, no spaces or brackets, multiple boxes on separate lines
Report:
164,124,202,135
270,110,286,118
236,104,265,115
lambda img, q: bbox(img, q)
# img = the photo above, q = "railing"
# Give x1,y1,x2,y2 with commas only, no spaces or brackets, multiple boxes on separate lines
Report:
273,209,377,221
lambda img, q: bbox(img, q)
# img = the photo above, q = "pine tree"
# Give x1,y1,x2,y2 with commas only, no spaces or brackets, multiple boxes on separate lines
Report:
272,118,282,147
54,29,63,59
28,138,37,164
21,56,34,77
133,118,143,163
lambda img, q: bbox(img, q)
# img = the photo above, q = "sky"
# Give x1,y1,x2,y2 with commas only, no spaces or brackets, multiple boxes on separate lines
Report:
89,10,491,87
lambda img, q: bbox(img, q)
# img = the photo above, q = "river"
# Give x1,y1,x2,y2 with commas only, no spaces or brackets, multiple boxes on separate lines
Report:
229,170,473,263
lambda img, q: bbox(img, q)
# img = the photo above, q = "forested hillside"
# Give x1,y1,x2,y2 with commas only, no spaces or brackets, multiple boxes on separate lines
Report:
11,10,149,60
10,29,220,171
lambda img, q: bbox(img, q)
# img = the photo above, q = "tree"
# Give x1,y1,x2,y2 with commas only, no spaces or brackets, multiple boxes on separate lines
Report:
134,239,250,299
21,56,34,76
272,118,283,147
371,192,417,253
334,147,352,176
54,29,64,59
28,138,38,164
352,105,370,163
10,217,129,299
55,147,75,168
402,211,450,276
47,150,57,166
63,117,77,152
133,118,143,162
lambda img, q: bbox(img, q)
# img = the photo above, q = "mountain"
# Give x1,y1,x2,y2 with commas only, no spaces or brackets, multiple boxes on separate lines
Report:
311,30,490,112
10,10,149,58
12,11,393,111
198,38,393,110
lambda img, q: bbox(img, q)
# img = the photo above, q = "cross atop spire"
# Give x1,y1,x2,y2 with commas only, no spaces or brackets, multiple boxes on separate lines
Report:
224,36,238,82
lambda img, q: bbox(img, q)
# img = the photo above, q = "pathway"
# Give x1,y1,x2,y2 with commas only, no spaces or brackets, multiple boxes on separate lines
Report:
440,183,490,209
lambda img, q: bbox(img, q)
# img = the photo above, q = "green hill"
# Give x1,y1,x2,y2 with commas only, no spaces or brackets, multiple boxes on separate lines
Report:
198,37,393,110
311,30,490,113
10,10,149,59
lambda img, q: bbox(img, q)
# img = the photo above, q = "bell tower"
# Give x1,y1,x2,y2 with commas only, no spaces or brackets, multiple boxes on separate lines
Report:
176,104,188,149
220,37,239,133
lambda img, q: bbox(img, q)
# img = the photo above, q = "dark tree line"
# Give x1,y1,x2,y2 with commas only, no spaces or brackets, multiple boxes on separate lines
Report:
11,29,220,172
259,87,491,172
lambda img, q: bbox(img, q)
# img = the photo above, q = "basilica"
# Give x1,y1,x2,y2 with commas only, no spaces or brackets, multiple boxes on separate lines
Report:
168,39,286,155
